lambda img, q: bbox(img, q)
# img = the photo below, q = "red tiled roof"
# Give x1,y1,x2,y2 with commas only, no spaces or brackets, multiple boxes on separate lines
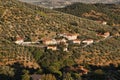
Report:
16,37,24,41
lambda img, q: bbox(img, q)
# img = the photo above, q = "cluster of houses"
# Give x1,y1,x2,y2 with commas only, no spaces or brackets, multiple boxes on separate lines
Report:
15,31,110,51
41,33,80,51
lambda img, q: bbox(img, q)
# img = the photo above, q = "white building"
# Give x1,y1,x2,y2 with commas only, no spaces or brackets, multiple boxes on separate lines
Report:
63,47,68,52
15,36,24,45
15,36,39,45
42,39,57,45
47,46,57,51
59,33,79,40
102,21,107,25
72,39,81,44
56,38,67,44
82,39,94,45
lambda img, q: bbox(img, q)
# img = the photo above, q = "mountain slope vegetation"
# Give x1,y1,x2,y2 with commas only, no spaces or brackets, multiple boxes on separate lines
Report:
0,0,120,80
55,3,120,26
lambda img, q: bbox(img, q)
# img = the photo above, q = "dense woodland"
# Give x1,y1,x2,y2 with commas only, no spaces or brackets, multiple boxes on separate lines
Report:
0,0,120,80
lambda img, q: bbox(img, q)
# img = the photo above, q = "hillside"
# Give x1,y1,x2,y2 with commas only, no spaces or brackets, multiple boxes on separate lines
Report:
19,0,120,8
55,3,120,27
0,0,120,80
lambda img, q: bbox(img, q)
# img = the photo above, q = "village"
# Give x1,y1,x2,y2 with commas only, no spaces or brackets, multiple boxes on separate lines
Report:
14,31,111,51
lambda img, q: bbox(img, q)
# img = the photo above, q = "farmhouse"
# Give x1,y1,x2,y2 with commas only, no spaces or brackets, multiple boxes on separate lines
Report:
97,32,110,38
60,33,79,40
56,38,67,44
72,39,81,44
102,21,107,25
42,39,57,45
15,36,39,45
82,39,94,45
102,32,110,38
63,47,68,51
47,46,57,51
15,36,24,45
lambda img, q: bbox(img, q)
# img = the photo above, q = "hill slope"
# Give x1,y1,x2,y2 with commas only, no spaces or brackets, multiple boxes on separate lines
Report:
55,3,120,26
0,0,120,80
